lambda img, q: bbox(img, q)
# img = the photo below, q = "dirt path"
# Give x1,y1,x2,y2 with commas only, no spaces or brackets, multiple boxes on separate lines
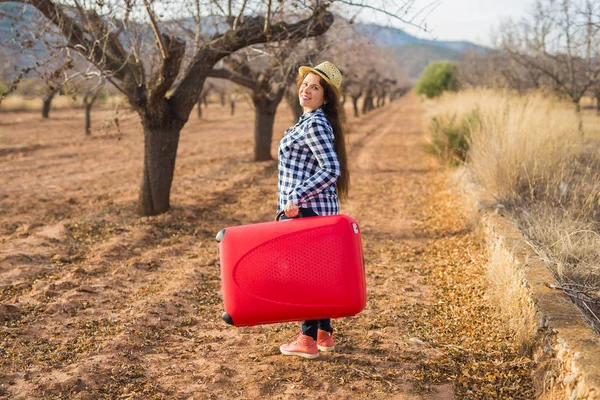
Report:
1,95,535,399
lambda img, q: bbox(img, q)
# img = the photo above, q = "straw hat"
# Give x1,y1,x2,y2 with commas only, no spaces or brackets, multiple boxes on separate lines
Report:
298,61,343,100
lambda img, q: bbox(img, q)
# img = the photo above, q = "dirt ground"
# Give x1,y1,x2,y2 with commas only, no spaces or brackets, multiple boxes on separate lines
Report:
0,94,536,399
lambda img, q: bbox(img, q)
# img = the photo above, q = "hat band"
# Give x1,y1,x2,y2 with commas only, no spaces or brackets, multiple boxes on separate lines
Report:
314,67,330,81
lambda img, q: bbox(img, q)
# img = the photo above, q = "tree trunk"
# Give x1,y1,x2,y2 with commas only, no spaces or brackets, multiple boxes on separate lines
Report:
85,103,93,136
253,99,279,161
352,96,360,118
596,94,600,116
230,98,235,116
42,89,58,118
573,100,584,137
138,119,183,215
84,89,100,136
362,93,374,114
285,87,302,122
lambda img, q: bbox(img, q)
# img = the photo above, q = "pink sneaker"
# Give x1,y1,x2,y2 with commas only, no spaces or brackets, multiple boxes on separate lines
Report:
317,329,335,351
280,332,319,359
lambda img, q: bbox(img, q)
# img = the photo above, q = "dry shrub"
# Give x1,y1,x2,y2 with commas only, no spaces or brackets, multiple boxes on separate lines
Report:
424,110,480,167
485,235,538,353
450,167,482,233
429,88,600,328
454,90,582,203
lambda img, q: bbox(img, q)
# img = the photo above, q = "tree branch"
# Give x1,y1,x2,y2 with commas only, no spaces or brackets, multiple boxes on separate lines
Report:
335,0,431,33
6,0,141,84
209,68,256,90
148,35,186,111
143,0,168,60
264,0,272,33
233,0,249,30
171,6,334,119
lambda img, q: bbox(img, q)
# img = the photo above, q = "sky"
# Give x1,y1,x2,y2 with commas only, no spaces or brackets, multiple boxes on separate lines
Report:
359,0,532,47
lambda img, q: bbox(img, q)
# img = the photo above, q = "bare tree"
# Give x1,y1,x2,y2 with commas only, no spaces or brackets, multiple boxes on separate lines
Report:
284,83,303,121
1,0,334,215
344,72,364,117
84,82,105,136
500,0,600,111
41,83,62,118
209,42,307,161
458,49,548,91
389,85,410,102
317,19,408,115
196,80,215,119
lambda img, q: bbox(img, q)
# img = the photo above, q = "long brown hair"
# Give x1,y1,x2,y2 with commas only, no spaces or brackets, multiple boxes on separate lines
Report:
297,72,350,202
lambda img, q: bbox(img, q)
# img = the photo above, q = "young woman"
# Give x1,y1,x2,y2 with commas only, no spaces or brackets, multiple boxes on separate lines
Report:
277,61,350,359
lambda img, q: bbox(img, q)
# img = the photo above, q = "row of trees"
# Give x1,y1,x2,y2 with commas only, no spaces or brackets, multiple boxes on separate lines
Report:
459,0,600,113
0,0,416,216
2,15,409,159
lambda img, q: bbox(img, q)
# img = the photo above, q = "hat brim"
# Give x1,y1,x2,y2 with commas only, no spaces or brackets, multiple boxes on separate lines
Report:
298,66,342,101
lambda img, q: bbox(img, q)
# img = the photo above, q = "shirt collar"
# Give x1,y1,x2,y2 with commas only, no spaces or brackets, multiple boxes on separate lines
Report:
298,108,324,123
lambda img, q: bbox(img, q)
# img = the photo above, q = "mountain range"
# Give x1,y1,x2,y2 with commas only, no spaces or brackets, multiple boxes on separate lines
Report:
356,24,487,81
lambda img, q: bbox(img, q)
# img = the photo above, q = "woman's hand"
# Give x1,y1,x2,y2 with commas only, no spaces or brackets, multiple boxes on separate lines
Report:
284,200,299,218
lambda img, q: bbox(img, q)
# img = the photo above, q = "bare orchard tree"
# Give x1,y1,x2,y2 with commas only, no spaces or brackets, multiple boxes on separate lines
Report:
83,79,105,136
321,19,370,117
458,49,549,91
1,0,335,215
389,85,410,102
39,60,79,118
318,18,409,115
361,70,377,114
284,83,303,121
41,83,63,118
499,0,600,111
343,71,364,118
209,41,309,161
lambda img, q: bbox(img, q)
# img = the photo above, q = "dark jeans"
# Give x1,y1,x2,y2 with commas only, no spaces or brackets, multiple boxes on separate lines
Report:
280,207,333,341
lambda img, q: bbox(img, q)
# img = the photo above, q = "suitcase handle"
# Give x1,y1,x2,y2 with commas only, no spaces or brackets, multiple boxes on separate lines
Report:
275,210,304,221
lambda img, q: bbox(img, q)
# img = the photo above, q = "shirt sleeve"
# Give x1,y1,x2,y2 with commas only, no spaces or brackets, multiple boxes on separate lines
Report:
287,119,341,205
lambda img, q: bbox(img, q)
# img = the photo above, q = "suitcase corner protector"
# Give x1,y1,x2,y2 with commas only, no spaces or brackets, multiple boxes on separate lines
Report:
216,229,226,243
222,312,234,325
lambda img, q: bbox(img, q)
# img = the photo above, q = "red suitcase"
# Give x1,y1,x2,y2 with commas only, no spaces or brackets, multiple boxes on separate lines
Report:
216,214,366,327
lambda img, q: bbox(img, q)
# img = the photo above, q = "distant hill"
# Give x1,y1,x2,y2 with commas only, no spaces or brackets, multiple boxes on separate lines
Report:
356,24,487,81
389,42,463,82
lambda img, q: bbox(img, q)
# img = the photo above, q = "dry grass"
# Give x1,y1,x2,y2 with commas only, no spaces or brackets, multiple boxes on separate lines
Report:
427,88,600,329
582,109,600,141
516,206,600,287
484,235,538,352
430,89,584,203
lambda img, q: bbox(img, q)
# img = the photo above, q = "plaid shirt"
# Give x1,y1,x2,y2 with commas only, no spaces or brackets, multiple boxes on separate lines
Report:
277,108,340,216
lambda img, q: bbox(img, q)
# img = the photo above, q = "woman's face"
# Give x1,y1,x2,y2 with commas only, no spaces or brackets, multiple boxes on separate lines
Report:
299,73,326,112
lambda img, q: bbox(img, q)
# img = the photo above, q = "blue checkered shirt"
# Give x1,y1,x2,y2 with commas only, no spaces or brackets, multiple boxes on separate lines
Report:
277,108,340,216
